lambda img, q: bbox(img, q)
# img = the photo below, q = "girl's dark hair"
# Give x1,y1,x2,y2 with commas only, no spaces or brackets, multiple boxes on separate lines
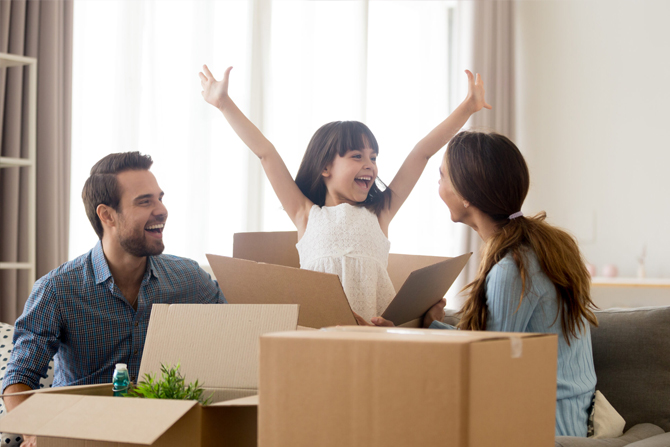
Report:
294,121,392,215
82,151,153,239
447,131,598,343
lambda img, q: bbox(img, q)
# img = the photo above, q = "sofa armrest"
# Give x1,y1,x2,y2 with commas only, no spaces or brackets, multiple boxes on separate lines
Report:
626,432,670,447
555,424,665,447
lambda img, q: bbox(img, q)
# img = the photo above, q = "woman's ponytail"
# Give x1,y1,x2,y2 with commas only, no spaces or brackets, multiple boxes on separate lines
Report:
458,213,598,343
446,132,598,343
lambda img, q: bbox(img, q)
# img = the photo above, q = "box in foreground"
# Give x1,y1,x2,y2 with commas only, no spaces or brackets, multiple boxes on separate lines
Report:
259,327,558,447
1,304,299,447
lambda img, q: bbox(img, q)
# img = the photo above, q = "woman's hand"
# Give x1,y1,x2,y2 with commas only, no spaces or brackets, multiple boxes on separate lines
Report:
20,435,37,447
370,316,395,327
353,312,394,327
353,312,373,326
464,70,492,114
199,64,232,111
423,298,447,328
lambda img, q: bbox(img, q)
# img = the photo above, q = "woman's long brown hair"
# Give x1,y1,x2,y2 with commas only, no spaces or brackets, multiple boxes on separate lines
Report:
447,131,598,343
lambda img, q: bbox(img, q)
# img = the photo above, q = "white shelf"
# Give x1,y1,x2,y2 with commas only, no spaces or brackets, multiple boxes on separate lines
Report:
0,263,32,270
0,52,37,304
0,52,36,68
591,277,670,288
0,157,33,168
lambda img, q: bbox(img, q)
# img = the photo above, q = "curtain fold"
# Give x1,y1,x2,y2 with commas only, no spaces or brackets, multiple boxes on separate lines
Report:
450,0,516,310
0,0,73,324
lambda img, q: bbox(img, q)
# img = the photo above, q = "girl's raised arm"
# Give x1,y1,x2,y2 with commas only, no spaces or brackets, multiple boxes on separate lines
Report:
199,65,313,233
380,70,491,227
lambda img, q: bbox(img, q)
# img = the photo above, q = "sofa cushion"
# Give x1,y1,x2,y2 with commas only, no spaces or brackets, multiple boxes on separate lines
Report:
591,306,670,432
555,423,665,447
0,322,55,447
592,390,626,439
626,432,670,447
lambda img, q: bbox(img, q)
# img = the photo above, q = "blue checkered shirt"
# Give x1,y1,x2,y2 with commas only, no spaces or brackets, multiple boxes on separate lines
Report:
3,241,226,392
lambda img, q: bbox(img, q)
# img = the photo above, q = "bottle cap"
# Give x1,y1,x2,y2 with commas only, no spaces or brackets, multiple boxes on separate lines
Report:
115,363,128,370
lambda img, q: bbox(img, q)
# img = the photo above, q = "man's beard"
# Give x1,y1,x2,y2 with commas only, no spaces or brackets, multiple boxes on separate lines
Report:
117,214,164,257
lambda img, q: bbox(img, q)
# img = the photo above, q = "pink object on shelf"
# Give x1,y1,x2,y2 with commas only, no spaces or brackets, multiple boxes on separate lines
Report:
601,264,619,278
586,264,597,277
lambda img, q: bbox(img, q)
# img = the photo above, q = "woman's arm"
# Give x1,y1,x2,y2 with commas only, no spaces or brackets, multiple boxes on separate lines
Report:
379,71,491,228
199,65,313,233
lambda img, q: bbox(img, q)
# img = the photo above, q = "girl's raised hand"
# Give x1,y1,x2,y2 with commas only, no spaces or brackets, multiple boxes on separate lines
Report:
199,64,233,110
465,70,493,113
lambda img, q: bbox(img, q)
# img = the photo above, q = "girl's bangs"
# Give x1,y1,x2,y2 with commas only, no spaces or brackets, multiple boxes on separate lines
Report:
336,122,379,156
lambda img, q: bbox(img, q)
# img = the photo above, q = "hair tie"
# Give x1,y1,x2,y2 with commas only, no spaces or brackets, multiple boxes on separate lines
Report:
508,211,523,220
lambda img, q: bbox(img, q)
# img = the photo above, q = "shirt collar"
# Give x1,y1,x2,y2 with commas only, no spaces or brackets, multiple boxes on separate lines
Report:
91,240,160,284
92,240,113,285
146,255,159,280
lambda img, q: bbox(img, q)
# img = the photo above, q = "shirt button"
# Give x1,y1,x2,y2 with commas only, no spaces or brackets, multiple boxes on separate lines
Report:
134,322,139,327
134,349,138,355
131,376,136,382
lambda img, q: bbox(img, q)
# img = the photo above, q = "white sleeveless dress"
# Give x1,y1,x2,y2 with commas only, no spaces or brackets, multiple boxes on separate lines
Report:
296,203,396,321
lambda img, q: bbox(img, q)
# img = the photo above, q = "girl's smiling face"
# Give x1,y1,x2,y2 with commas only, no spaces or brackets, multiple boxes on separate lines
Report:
322,147,378,206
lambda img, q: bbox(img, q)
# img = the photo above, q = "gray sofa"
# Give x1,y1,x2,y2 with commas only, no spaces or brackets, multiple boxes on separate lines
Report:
446,306,670,446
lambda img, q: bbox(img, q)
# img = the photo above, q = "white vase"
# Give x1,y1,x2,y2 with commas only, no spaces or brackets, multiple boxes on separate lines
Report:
637,264,646,279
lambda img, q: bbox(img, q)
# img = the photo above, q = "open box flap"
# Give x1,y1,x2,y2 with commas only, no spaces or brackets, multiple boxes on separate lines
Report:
233,231,299,268
139,304,299,391
231,231,454,289
207,255,357,328
0,393,197,444
279,326,554,345
0,383,112,399
387,253,454,292
210,394,259,407
382,252,472,325
227,232,471,328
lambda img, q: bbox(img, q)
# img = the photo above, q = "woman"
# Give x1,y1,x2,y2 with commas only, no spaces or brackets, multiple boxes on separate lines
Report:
372,131,598,437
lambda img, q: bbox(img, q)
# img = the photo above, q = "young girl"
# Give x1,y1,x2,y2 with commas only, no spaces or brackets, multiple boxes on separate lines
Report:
373,131,599,437
199,65,490,321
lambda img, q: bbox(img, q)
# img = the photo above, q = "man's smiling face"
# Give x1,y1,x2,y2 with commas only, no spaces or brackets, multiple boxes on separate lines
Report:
114,169,168,257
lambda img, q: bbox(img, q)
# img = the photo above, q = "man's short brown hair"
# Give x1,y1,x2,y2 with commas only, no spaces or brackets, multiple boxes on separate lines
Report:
82,152,153,239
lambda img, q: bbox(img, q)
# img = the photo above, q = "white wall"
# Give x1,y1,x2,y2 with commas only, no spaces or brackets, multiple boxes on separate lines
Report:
514,0,670,278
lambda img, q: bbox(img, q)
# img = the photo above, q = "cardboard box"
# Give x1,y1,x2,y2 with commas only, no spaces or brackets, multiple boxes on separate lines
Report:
0,304,299,447
207,231,471,328
259,327,558,447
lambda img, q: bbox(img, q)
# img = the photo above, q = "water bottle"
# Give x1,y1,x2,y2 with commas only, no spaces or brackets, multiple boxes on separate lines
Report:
112,363,130,396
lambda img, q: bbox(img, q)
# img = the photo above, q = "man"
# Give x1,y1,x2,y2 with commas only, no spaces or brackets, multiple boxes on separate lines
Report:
2,152,225,416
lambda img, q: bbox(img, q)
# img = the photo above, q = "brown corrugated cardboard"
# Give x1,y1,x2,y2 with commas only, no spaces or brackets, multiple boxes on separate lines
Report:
231,231,460,290
259,327,558,447
381,253,471,324
1,393,200,445
0,304,299,446
139,304,300,395
209,231,472,328
233,231,300,268
207,255,358,328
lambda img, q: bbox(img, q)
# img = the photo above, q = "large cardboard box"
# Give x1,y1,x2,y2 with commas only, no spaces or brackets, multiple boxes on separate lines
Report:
0,304,299,447
207,231,471,328
259,327,558,447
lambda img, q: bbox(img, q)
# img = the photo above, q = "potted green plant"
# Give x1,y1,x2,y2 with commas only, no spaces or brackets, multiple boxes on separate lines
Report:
126,363,212,405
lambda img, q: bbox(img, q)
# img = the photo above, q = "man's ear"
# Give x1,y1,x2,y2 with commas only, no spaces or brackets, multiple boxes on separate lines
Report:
97,204,117,231
463,200,470,209
321,165,331,178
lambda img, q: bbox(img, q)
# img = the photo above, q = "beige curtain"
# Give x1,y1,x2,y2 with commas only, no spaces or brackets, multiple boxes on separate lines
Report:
451,0,515,309
0,0,73,323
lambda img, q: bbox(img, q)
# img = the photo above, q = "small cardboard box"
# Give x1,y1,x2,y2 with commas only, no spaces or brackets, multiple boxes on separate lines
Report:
0,304,299,447
259,327,558,447
207,231,471,328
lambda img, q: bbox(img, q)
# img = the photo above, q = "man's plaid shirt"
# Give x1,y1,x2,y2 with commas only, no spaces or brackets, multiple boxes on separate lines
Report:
3,241,225,391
